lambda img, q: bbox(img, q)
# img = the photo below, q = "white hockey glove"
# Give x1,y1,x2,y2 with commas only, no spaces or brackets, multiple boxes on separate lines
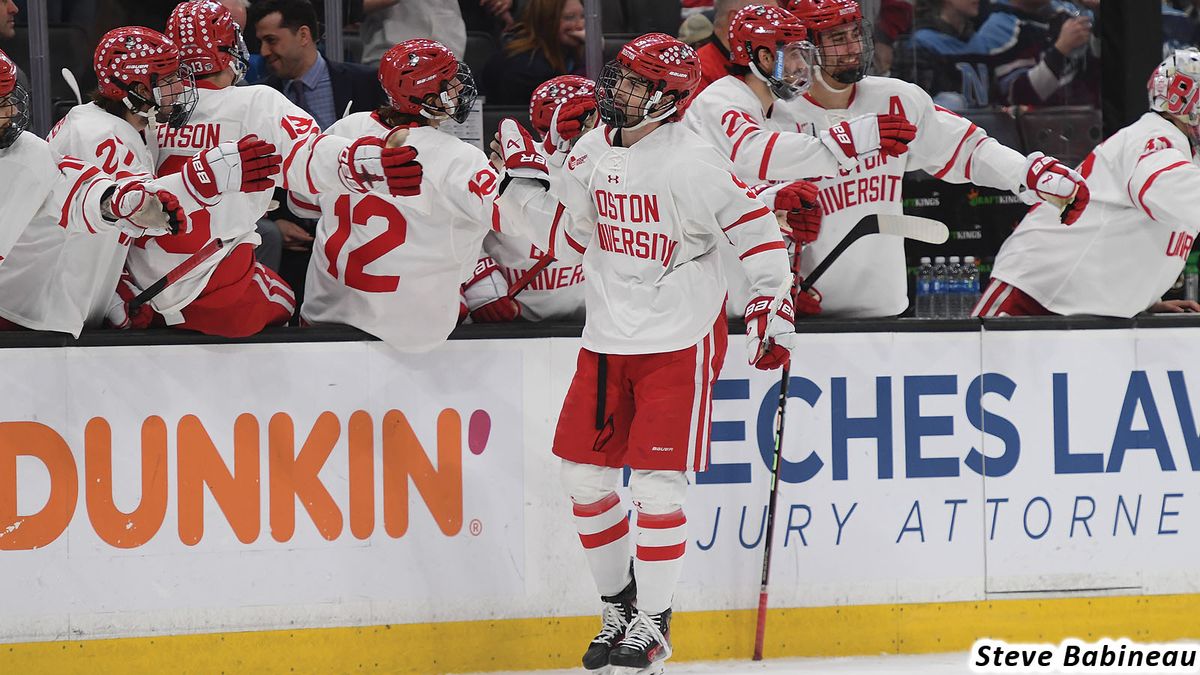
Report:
181,134,281,205
497,118,549,190
745,289,798,371
1018,151,1090,224
820,113,916,169
338,127,424,196
462,257,521,322
102,181,186,237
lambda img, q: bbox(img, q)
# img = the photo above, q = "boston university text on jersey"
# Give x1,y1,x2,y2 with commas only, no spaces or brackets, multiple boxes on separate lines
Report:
815,153,904,216
593,189,679,267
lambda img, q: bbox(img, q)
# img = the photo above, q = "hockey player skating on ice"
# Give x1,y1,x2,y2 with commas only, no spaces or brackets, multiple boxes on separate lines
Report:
979,49,1200,318
776,0,1089,318
0,28,273,335
298,39,511,351
0,48,183,281
467,74,596,323
494,34,796,673
685,3,916,313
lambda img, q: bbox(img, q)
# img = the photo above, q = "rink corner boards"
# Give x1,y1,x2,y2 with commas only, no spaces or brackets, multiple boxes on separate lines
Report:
5,593,1200,674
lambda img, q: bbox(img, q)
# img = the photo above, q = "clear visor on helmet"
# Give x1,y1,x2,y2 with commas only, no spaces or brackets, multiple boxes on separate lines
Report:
596,61,674,130
424,62,478,125
0,81,31,150
812,20,873,85
754,40,815,101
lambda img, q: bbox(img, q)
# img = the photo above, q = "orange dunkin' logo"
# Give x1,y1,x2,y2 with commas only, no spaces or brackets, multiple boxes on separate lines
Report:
0,409,493,550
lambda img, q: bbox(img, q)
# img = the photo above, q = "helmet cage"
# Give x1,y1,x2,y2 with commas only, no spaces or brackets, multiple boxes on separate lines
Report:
412,61,477,124
596,61,678,130
0,80,30,150
811,18,873,85
118,66,198,128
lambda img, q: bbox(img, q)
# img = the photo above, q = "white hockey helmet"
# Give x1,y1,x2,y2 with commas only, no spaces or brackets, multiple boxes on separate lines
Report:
1149,48,1200,140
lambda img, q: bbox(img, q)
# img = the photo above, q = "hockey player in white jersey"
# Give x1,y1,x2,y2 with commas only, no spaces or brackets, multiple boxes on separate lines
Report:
298,39,509,351
980,49,1200,318
154,1,424,336
772,0,1089,318
467,74,594,322
495,33,796,673
0,28,276,335
685,4,913,314
0,48,182,295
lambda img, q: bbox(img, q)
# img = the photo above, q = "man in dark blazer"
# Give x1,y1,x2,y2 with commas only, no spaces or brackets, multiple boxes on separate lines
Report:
248,0,386,318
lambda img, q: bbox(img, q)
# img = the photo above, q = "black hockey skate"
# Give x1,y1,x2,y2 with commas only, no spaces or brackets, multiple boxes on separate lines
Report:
608,608,672,674
582,577,637,672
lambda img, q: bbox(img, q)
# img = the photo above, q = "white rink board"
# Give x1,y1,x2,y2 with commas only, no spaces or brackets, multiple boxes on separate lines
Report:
1,328,1199,643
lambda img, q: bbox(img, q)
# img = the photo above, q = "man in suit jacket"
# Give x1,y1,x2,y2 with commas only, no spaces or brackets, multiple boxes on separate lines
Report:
249,0,386,318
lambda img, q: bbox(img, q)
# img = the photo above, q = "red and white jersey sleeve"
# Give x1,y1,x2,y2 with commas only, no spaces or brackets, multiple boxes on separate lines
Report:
301,114,502,351
771,77,1023,317
0,105,150,334
990,112,1200,317
683,75,844,183
504,122,787,355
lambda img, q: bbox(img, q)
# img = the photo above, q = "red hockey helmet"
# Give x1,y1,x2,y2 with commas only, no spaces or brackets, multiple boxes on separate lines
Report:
529,75,595,137
729,5,814,100
167,1,251,83
94,26,198,127
378,39,477,124
0,48,29,149
785,0,871,85
597,32,700,129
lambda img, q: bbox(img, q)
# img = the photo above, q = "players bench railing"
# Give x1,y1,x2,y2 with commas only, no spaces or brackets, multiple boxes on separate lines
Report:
0,315,1195,350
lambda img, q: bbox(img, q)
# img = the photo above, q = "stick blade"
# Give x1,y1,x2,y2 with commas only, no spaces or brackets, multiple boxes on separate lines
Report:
876,214,950,244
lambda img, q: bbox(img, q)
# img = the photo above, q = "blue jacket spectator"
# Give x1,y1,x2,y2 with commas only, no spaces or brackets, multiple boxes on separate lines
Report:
973,0,1099,106
893,0,993,110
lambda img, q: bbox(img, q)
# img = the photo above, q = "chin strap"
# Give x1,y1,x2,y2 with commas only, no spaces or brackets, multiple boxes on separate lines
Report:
814,67,854,94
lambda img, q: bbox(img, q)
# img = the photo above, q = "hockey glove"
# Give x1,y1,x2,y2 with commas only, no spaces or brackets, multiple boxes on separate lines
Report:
463,257,521,323
498,118,549,186
1019,151,1089,225
542,98,597,166
770,180,822,245
820,113,916,169
745,293,797,370
339,131,423,197
182,134,281,204
104,181,186,237
105,271,155,330
793,283,822,317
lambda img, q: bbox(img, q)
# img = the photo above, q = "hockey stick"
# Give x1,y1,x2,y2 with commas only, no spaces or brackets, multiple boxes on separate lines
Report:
126,237,226,315
751,213,948,661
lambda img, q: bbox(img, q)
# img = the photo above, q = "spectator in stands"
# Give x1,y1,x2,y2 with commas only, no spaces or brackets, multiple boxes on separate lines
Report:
679,12,715,46
974,0,1099,106
692,0,776,96
0,0,28,93
482,0,585,105
251,0,386,315
1164,1,1200,56
359,0,467,65
892,0,993,109
872,0,914,75
461,0,515,34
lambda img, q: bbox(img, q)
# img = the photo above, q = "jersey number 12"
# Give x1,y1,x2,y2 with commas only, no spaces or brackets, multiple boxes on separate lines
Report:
326,193,408,292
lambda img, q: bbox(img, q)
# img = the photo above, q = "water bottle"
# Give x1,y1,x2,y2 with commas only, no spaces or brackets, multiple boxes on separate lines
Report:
932,256,948,318
915,257,934,318
947,256,963,318
963,256,981,317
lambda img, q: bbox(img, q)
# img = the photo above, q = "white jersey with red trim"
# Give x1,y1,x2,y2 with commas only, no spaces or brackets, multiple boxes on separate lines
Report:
300,113,503,351
772,77,1027,317
0,133,127,334
481,229,585,321
0,105,164,334
990,112,1200,317
137,83,345,319
499,122,791,355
